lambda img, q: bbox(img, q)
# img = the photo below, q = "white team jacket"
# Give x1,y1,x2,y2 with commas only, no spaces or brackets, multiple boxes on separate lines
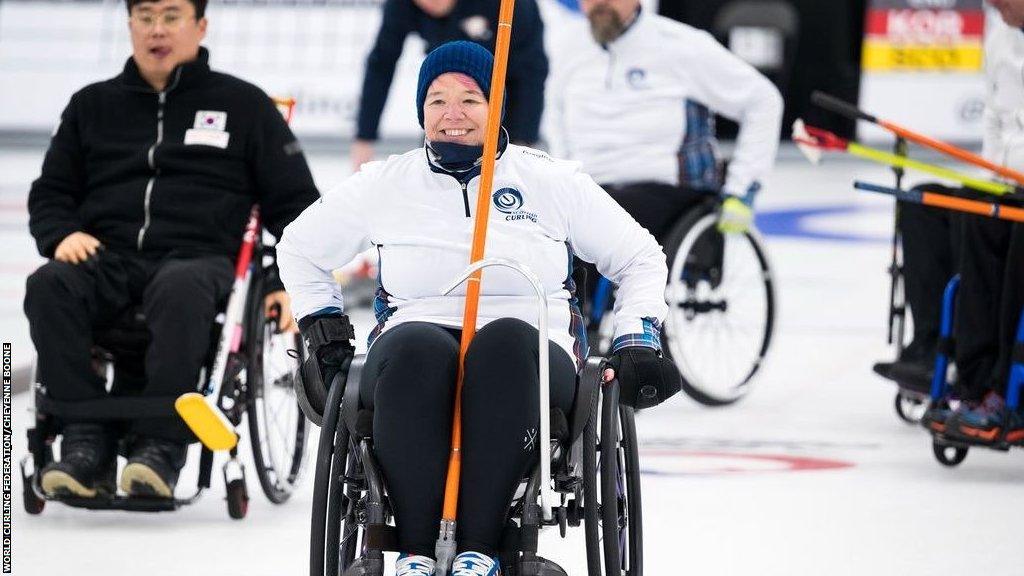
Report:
983,13,1024,172
543,8,783,197
277,144,668,365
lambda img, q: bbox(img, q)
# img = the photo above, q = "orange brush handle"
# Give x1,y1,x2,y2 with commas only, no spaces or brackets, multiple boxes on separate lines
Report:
921,191,1024,223
879,120,1024,187
442,0,517,522
812,91,1024,186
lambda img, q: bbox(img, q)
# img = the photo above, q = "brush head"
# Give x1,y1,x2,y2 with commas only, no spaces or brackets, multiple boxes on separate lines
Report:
792,119,823,165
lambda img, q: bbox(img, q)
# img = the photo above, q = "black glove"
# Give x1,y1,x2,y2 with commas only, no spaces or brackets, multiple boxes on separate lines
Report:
605,346,681,409
297,314,355,422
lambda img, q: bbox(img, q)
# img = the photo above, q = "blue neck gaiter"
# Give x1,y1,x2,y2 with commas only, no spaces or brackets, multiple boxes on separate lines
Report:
425,128,510,183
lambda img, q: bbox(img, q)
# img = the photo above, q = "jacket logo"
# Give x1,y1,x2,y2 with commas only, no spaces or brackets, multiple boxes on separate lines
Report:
493,187,538,223
194,110,227,131
493,188,523,213
626,67,649,89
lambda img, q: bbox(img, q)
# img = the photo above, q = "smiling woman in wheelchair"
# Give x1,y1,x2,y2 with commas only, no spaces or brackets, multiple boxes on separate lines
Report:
278,41,680,576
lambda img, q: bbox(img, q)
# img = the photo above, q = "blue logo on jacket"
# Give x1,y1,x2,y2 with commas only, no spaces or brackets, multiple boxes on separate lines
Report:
626,68,648,89
493,187,537,223
493,188,524,213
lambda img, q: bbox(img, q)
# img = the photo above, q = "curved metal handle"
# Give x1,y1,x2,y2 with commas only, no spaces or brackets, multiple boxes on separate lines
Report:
442,257,555,521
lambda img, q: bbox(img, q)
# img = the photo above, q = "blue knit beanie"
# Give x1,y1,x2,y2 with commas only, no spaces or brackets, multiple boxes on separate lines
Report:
417,41,495,128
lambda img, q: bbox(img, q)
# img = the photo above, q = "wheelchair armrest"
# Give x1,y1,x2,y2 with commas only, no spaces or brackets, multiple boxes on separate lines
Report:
569,357,604,442
296,353,364,428
343,355,368,437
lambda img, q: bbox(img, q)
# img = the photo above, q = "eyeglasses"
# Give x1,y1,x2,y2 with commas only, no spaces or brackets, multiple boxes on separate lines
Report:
130,11,195,30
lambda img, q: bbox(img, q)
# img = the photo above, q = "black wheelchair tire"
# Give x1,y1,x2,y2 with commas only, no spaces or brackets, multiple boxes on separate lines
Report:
311,370,350,576
226,477,249,519
326,422,362,576
620,405,642,575
661,203,775,407
245,279,308,505
933,442,968,467
23,477,45,515
894,392,926,425
583,382,602,576
585,380,643,576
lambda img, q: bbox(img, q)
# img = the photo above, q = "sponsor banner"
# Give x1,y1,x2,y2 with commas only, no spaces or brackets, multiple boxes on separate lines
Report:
862,0,984,72
859,0,986,142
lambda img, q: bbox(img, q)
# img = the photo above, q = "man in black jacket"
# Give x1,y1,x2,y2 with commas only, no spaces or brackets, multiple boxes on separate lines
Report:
350,0,548,169
25,0,320,500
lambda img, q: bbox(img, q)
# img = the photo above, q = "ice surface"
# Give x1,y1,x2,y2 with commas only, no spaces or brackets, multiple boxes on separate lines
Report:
5,145,1023,576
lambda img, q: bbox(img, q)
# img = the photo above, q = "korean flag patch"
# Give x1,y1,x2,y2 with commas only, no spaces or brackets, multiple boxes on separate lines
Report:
194,110,227,131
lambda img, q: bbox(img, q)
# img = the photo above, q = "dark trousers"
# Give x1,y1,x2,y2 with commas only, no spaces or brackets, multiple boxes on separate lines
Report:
581,182,711,313
897,184,962,361
898,183,1024,398
24,250,233,441
360,319,577,558
602,182,711,242
955,214,1024,399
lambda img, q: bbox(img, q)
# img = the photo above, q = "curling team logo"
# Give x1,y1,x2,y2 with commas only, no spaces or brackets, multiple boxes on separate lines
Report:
493,188,523,213
492,187,538,222
626,67,649,89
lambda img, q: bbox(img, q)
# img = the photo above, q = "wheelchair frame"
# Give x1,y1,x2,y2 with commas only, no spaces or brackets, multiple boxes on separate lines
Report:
20,207,308,519
303,258,645,576
926,274,1024,466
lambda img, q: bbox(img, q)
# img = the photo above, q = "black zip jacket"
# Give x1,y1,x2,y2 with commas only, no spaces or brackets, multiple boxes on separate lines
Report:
356,0,547,144
28,48,320,269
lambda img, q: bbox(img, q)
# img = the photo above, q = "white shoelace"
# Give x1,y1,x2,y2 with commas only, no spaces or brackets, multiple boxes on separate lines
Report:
396,554,436,576
452,551,498,576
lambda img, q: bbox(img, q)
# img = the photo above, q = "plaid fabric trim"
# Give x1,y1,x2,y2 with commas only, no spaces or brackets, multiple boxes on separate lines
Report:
679,100,721,191
367,258,397,347
564,243,589,369
612,317,662,353
366,284,396,348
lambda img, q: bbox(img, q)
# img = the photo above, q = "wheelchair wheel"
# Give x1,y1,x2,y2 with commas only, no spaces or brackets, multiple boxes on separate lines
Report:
894,392,927,424
226,478,250,519
325,426,365,576
311,372,365,576
662,202,775,406
584,381,643,576
933,442,968,467
23,476,45,515
246,287,308,504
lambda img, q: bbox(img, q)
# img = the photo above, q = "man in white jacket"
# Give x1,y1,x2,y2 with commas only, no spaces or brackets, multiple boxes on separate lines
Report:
908,3,1024,445
544,0,784,238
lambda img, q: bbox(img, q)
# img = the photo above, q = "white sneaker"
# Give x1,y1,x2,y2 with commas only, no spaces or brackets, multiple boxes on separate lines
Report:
451,551,500,576
396,554,436,576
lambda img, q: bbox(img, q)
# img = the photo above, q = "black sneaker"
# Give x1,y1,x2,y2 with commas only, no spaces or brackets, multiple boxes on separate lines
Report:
120,437,188,498
40,423,117,498
873,358,933,395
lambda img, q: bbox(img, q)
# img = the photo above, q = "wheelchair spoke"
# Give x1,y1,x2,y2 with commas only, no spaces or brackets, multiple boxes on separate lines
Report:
251,324,306,493
722,316,762,360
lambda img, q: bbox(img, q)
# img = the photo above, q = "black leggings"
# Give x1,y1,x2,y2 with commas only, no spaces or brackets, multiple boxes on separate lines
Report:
360,318,577,558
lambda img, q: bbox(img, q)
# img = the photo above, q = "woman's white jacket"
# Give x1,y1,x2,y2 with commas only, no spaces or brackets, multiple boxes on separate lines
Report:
278,144,668,365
